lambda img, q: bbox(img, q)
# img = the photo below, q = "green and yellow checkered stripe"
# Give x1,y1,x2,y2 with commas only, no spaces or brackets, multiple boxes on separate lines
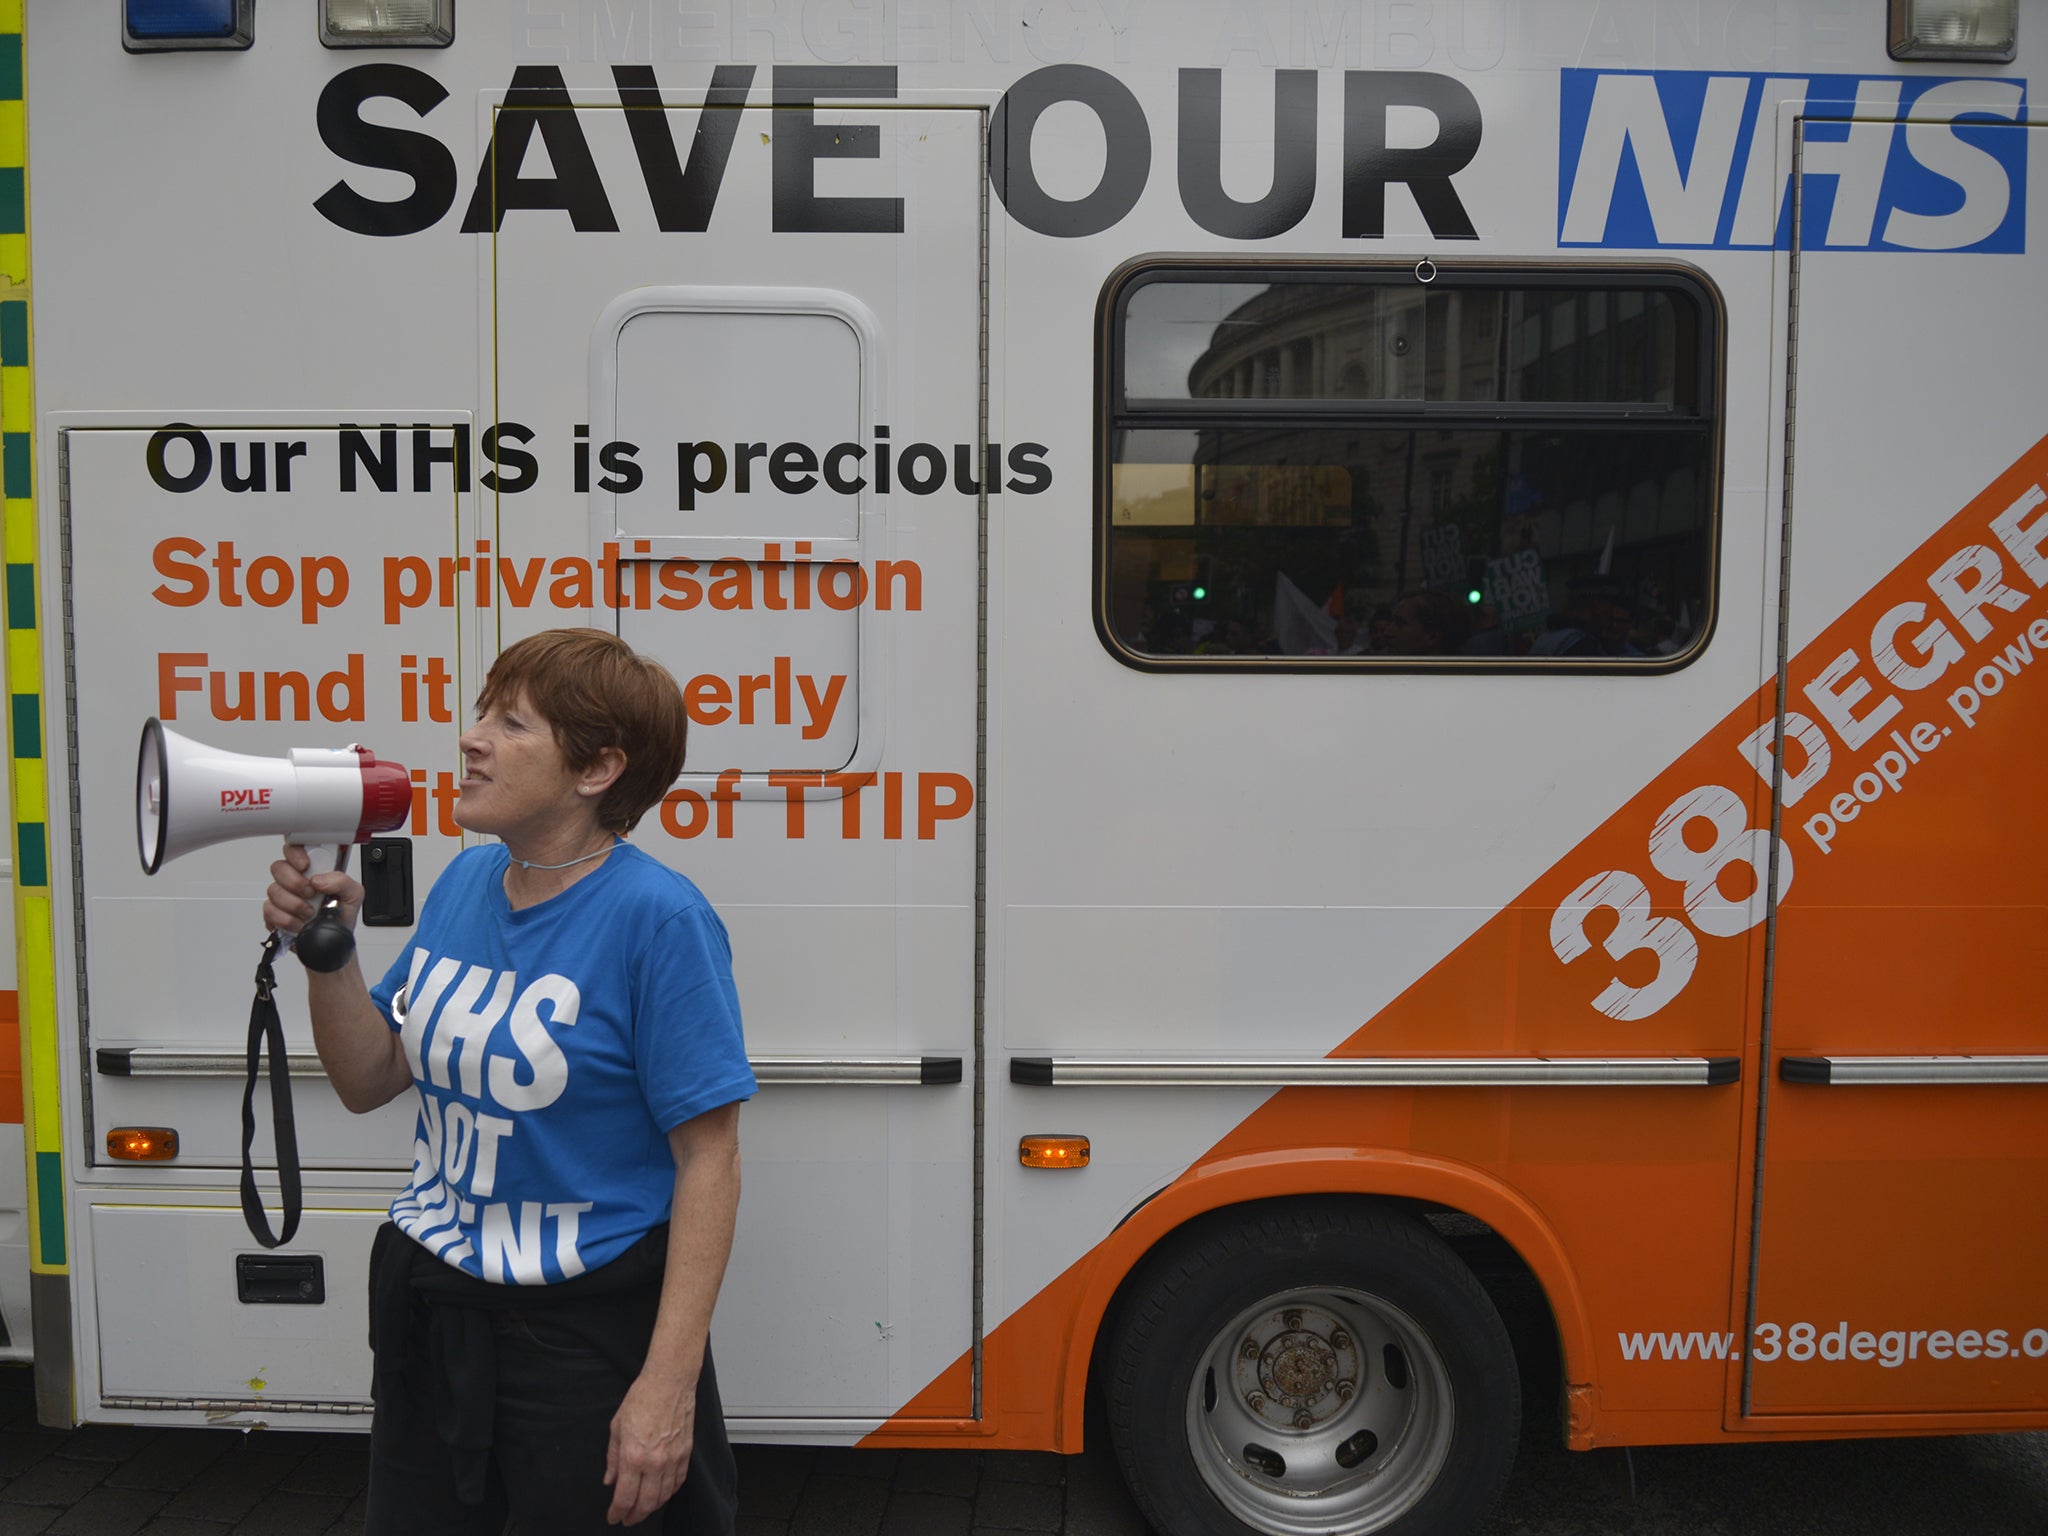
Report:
0,2,61,1276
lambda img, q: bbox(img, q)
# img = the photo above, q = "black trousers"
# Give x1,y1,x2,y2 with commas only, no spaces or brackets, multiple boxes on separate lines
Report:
364,1279,737,1534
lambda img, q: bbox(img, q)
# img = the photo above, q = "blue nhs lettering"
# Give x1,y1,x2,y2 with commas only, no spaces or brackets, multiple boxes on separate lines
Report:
1558,71,2027,252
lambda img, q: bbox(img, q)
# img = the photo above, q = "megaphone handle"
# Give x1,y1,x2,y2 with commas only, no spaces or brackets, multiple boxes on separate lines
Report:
290,843,358,974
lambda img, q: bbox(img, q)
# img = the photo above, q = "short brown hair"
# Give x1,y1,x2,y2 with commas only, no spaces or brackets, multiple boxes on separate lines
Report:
476,629,687,833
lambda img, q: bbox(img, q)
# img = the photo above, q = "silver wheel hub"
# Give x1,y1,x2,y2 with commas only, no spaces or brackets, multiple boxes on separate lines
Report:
1186,1287,1454,1536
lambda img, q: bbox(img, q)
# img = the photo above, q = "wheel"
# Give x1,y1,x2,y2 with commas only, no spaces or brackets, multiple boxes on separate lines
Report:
1105,1202,1519,1536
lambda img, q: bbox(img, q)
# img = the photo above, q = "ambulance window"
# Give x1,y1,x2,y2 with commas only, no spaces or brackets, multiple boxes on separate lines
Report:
1099,267,1719,668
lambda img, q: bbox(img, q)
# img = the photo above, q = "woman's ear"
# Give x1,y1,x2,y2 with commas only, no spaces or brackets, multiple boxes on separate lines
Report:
580,746,628,799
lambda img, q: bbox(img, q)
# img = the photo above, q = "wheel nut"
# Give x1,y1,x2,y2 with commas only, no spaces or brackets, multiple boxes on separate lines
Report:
1337,1380,1355,1401
1331,1330,1351,1350
1294,1410,1315,1429
1247,1392,1265,1410
1242,1339,1261,1360
1284,1310,1303,1330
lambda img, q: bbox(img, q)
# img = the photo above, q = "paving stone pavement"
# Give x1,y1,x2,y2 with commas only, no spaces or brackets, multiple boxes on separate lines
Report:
0,1367,1153,1536
0,1360,2042,1536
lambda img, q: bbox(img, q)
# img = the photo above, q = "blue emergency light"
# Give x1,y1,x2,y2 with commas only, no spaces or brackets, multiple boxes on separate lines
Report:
123,0,254,52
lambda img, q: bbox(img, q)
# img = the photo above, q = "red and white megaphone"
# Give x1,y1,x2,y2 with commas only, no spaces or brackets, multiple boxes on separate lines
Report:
136,718,412,971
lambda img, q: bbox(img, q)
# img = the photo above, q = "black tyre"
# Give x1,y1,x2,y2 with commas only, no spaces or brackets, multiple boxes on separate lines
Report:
1105,1202,1519,1536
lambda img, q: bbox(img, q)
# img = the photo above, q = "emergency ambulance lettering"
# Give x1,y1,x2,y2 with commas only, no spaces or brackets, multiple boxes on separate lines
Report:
461,66,621,233
1803,650,1901,752
314,64,458,238
772,67,905,233
152,540,350,627
1927,544,2026,641
1560,72,1750,246
314,61,1485,241
481,422,540,494
1558,70,2030,253
155,652,365,725
1869,602,1963,692
1738,713,1829,807
613,64,755,232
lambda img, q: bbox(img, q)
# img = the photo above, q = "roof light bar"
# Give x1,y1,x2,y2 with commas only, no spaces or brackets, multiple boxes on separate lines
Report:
123,0,254,53
1888,0,2018,61
320,0,455,48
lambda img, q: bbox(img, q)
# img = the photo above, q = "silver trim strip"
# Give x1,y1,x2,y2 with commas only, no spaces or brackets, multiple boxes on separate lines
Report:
1795,1055,2048,1085
101,1048,952,1086
752,1057,952,1085
1018,1057,1731,1087
99,1395,371,1416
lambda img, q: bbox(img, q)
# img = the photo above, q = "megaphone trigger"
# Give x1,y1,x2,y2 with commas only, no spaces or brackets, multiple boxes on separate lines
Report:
291,844,360,975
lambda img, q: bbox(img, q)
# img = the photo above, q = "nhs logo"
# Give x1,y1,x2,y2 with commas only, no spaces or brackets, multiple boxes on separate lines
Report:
1559,70,2027,252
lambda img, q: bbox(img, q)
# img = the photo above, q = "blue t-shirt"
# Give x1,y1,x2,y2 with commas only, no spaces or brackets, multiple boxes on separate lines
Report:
369,843,756,1285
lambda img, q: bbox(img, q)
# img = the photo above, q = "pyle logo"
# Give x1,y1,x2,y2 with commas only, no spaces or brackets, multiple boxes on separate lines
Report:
220,788,273,810
1559,70,2028,252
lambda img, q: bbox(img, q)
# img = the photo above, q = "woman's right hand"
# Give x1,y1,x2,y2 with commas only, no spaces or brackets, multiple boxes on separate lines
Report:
263,843,365,936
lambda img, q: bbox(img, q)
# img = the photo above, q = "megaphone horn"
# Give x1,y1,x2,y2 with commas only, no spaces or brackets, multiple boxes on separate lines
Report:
137,718,412,970
137,718,412,873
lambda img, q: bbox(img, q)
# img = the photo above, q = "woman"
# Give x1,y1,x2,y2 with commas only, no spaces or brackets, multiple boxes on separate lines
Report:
264,628,755,1533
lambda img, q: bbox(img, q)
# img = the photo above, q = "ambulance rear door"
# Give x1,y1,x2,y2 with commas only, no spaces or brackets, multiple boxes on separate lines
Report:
1747,100,2048,1419
487,89,991,1431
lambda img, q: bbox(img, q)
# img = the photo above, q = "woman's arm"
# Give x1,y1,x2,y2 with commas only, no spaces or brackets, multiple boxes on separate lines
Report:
604,1101,742,1527
263,844,414,1113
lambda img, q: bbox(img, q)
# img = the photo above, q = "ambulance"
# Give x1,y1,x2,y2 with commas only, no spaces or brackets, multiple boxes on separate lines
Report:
0,2,2042,1533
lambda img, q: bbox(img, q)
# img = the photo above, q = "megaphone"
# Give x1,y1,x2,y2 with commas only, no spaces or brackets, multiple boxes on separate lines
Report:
136,718,412,971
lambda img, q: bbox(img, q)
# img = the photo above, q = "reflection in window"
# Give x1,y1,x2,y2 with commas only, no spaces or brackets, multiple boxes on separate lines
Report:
1104,271,1717,665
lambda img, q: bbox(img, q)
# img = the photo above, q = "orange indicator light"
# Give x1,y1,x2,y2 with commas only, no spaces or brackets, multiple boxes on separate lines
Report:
107,1127,179,1162
1019,1135,1090,1170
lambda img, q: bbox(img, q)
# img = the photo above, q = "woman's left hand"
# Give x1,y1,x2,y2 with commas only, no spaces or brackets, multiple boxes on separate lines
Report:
605,1370,695,1525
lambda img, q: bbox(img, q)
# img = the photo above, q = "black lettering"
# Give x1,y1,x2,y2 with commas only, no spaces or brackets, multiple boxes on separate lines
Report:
1179,69,1317,240
597,441,643,493
679,441,728,511
734,442,769,492
991,65,1149,238
220,442,267,493
951,442,983,496
1006,442,1051,494
771,67,905,234
274,441,308,492
460,66,620,234
898,444,945,495
769,442,820,493
613,64,755,232
823,442,867,493
1342,72,1481,241
313,64,458,237
412,424,471,492
146,426,212,494
341,425,399,494
574,425,590,493
481,422,538,494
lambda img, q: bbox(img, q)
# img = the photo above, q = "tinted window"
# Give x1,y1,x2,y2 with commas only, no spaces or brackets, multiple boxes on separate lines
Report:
1101,268,1719,667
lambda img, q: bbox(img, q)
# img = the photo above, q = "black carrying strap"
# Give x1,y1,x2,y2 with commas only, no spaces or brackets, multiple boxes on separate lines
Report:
241,932,303,1247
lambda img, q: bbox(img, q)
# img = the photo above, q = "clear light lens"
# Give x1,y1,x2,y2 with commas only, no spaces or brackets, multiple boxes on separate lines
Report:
1890,0,2018,59
322,0,454,42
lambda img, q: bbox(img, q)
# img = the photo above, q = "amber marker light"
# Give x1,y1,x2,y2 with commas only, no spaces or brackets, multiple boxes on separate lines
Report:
1019,1135,1090,1170
107,1127,179,1162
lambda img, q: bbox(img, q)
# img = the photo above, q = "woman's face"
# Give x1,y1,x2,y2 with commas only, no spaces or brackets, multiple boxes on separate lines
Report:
455,689,591,843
